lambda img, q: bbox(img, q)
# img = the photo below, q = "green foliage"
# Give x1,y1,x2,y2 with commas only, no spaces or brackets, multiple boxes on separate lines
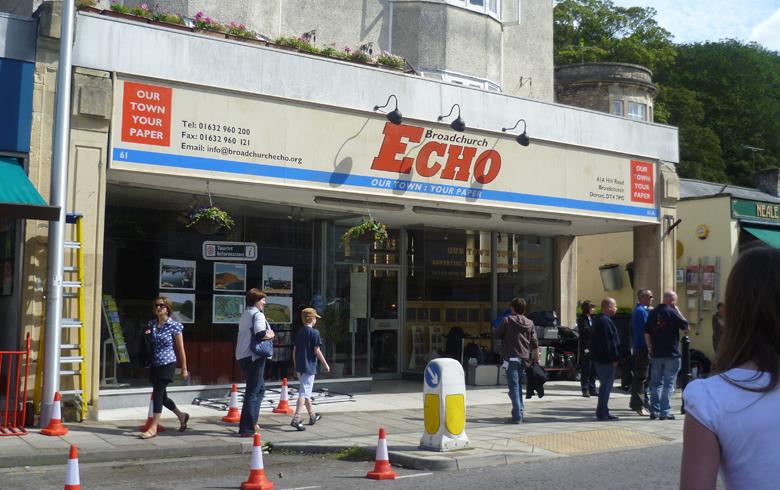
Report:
153,11,183,25
76,0,97,8
274,36,321,54
657,40,780,185
554,0,676,74
377,51,405,69
227,22,257,39
186,206,234,230
109,2,130,14
348,49,372,63
340,217,389,247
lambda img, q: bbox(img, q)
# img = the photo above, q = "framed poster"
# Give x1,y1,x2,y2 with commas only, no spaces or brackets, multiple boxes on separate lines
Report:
213,262,246,292
213,294,245,324
159,258,196,290
160,292,195,323
265,296,293,324
262,265,293,294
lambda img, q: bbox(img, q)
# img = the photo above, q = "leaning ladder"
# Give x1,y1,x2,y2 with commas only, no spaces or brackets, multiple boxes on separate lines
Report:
34,213,89,420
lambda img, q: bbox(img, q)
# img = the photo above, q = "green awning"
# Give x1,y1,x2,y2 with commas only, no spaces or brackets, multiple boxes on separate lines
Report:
743,225,780,249
0,157,59,221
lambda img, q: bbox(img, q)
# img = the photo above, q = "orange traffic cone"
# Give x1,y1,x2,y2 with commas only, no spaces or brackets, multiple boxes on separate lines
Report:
240,433,275,490
41,392,69,436
272,378,294,415
223,383,242,423
64,444,80,490
366,428,396,480
139,394,166,433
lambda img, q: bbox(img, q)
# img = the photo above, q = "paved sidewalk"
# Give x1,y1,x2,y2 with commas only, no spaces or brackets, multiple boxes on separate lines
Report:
0,381,685,471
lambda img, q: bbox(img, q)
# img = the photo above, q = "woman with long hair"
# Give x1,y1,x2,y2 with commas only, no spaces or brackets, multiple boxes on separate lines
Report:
139,296,190,439
680,246,780,489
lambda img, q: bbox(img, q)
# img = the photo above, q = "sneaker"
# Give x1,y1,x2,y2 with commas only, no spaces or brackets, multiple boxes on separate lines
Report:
597,415,619,421
290,420,306,431
582,391,590,398
308,413,322,426
660,414,676,421
649,412,658,420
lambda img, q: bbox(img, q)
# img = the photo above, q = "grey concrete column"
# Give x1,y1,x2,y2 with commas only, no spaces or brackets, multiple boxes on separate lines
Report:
554,236,577,326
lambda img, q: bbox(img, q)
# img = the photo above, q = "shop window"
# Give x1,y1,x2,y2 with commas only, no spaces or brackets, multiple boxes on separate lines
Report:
496,233,554,311
0,218,16,296
101,202,316,388
627,101,648,121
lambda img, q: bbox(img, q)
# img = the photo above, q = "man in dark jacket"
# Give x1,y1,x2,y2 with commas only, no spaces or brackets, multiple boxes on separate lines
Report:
591,297,621,421
495,297,539,424
645,291,689,420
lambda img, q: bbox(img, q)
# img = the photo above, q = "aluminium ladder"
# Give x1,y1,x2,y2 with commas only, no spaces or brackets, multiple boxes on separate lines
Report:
34,213,89,420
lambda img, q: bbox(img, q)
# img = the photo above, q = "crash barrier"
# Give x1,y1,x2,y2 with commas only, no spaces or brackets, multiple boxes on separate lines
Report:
0,333,31,436
193,385,355,412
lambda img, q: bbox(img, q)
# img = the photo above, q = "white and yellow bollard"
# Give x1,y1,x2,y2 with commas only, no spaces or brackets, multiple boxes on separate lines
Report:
420,358,469,451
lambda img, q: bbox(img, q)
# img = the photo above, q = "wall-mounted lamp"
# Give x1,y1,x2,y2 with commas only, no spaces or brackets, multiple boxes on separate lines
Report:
360,42,374,55
373,94,403,125
438,103,466,132
502,119,530,146
301,29,316,43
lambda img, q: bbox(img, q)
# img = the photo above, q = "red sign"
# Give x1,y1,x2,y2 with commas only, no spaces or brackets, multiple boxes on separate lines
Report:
371,123,502,184
630,160,654,203
121,81,172,147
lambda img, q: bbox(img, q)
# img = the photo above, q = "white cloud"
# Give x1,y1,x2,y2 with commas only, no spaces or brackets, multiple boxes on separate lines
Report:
749,7,780,51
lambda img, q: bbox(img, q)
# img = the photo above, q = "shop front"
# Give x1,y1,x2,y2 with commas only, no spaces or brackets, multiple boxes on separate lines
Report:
97,72,662,399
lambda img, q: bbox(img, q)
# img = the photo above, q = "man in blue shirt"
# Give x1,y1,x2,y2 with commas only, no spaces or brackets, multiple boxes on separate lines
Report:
645,291,689,420
290,308,330,431
630,289,653,416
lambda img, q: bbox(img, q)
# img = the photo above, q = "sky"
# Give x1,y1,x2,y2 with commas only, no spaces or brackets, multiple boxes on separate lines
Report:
610,0,780,51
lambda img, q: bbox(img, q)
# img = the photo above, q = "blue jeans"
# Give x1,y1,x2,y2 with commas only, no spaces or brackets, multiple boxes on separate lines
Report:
506,360,526,422
650,357,681,417
594,362,615,418
238,356,266,435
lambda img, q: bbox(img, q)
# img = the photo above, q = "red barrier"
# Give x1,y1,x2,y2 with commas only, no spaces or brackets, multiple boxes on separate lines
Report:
0,334,31,436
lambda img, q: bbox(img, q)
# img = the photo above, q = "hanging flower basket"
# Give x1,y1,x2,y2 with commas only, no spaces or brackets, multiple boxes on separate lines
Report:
341,217,388,248
187,206,234,235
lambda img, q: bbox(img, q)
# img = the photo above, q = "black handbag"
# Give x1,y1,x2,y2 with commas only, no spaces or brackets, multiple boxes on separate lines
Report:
138,330,154,367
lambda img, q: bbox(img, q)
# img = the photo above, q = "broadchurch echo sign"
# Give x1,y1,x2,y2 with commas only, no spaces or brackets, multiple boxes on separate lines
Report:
110,76,659,222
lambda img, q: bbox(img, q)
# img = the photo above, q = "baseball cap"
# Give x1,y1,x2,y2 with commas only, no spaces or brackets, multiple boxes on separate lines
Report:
301,307,321,319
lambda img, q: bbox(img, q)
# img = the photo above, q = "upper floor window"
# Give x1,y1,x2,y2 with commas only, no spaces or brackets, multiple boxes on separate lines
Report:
448,0,501,19
611,100,624,117
627,102,647,121
419,68,502,93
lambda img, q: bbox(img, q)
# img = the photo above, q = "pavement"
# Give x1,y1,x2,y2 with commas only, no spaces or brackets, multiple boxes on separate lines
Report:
0,380,685,471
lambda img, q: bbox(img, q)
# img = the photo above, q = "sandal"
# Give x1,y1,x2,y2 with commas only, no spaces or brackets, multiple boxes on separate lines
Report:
179,412,190,433
139,431,157,439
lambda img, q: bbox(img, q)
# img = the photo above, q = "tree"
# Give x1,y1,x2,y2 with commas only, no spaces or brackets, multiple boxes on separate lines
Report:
554,0,676,74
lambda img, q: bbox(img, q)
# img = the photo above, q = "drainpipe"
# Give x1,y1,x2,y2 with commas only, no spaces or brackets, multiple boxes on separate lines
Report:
41,0,76,427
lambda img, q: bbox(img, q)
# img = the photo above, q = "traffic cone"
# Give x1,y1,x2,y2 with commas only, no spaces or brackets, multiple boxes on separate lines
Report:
272,378,294,414
41,392,69,436
366,428,396,480
64,444,80,490
240,433,274,490
139,393,166,433
222,383,242,423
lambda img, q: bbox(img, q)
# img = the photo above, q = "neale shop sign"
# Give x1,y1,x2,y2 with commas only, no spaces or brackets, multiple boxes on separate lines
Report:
110,77,659,221
732,198,780,221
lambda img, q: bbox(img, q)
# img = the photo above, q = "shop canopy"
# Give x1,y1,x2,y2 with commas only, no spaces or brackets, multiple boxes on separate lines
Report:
743,225,780,249
0,157,59,221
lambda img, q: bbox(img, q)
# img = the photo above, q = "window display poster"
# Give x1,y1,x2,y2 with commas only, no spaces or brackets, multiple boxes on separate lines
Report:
160,291,195,323
686,264,699,294
213,262,246,292
262,265,293,294
213,294,245,324
101,294,131,363
159,258,196,290
265,296,293,324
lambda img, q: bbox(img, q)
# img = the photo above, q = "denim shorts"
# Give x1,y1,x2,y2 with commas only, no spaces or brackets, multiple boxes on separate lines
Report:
298,373,315,399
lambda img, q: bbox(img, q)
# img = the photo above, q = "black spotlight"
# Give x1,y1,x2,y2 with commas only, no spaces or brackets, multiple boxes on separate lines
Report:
438,103,465,132
502,119,530,147
373,94,403,125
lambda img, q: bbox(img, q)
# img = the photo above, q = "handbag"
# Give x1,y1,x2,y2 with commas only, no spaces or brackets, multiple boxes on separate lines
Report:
249,312,274,359
138,330,153,368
